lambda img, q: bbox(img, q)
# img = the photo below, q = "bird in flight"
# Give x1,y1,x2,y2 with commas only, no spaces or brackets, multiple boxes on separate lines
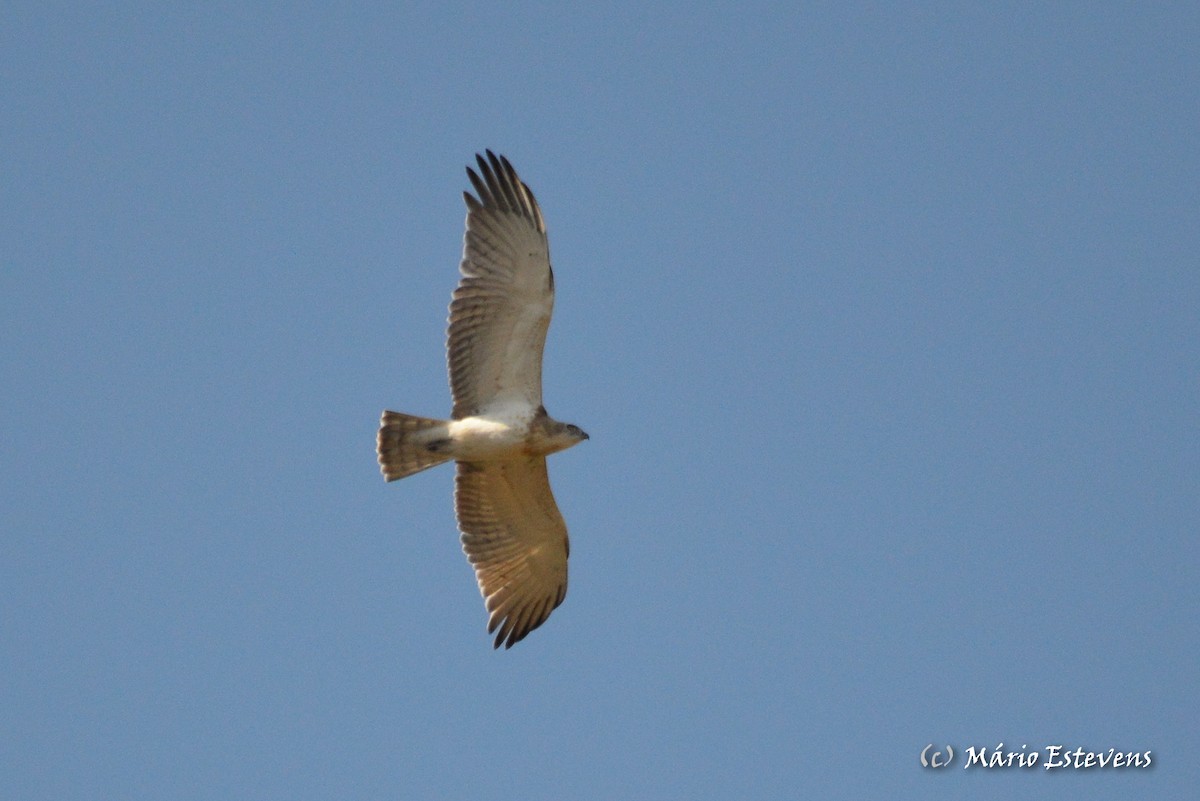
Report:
377,151,588,649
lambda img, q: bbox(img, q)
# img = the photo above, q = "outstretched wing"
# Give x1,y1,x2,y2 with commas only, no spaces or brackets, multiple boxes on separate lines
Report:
455,458,569,649
448,151,553,419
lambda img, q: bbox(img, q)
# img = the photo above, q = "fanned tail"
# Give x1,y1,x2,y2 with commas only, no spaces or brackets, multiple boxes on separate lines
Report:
377,411,453,481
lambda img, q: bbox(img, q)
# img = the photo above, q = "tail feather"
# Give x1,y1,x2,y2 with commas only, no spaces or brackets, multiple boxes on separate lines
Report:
377,411,453,481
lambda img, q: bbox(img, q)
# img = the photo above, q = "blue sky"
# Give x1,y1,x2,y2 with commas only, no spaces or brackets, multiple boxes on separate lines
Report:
3,3,1197,799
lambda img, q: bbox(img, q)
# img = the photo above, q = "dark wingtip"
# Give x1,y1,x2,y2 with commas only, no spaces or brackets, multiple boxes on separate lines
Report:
463,149,546,232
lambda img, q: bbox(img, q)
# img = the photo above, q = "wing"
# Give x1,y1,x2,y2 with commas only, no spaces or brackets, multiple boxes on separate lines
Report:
448,151,554,419
455,457,569,649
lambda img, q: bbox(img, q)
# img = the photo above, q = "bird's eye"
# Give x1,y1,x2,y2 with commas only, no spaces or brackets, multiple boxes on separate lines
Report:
566,425,579,434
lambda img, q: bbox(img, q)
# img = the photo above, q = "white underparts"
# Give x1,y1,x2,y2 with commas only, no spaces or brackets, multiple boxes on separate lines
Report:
447,412,533,460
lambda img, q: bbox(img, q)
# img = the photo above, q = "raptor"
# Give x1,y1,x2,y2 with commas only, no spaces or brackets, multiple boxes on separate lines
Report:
377,152,588,648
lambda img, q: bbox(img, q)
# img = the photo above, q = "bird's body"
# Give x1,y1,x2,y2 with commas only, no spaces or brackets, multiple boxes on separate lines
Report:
377,152,587,649
450,408,584,459
448,411,531,460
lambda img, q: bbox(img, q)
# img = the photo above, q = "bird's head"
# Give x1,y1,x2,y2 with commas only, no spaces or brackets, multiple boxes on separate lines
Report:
542,420,588,454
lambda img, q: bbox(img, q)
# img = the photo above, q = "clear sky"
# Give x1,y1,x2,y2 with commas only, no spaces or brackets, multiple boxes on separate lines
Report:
3,3,1197,799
